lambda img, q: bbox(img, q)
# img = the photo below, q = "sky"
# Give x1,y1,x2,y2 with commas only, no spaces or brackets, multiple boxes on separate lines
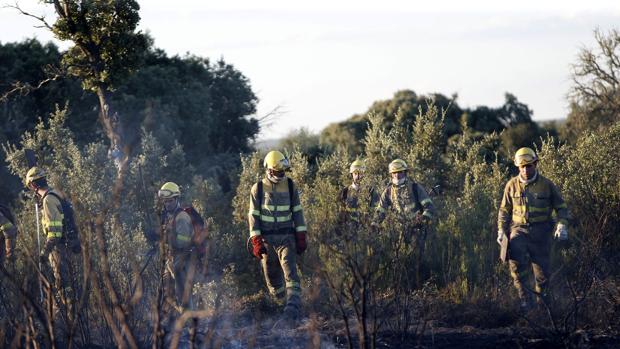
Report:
1,0,620,140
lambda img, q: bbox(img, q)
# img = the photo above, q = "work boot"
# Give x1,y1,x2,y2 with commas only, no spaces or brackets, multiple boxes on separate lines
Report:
271,306,300,331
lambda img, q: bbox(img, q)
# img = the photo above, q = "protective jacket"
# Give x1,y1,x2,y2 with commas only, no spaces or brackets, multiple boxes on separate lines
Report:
340,184,378,222
41,189,64,239
377,180,435,221
498,174,570,231
161,208,194,251
248,177,307,237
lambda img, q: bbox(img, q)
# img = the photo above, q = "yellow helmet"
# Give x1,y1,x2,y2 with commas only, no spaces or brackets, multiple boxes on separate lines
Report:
158,182,180,199
388,159,408,173
514,147,537,167
264,150,290,171
349,159,366,174
25,166,46,186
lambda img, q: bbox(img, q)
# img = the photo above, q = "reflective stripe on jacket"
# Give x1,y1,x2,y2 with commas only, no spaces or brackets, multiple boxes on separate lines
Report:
163,209,193,250
248,177,306,236
0,212,17,239
377,180,435,221
498,174,570,231
42,189,64,239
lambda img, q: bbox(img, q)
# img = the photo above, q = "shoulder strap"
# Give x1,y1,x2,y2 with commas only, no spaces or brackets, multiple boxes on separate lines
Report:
257,180,264,208
341,186,349,204
46,191,64,207
410,181,421,210
287,177,294,207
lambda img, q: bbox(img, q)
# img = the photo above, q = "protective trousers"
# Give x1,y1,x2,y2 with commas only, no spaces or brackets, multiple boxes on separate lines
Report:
164,250,195,309
46,241,74,325
508,222,552,299
261,233,301,312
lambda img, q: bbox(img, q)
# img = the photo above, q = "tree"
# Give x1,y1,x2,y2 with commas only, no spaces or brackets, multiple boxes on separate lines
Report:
564,28,620,140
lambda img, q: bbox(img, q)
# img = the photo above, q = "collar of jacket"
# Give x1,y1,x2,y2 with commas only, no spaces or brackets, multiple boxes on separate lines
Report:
519,171,538,185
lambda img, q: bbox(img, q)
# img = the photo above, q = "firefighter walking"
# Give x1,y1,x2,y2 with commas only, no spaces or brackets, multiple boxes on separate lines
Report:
25,166,78,319
497,147,570,309
148,182,207,311
339,159,379,227
248,150,307,322
376,159,435,287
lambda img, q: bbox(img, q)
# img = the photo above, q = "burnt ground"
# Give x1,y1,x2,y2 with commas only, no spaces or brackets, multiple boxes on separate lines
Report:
178,313,619,349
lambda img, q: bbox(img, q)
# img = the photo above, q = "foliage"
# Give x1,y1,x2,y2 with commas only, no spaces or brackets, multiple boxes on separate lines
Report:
564,28,620,140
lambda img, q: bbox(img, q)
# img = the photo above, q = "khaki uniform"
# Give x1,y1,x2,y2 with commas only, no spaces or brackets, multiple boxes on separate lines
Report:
377,180,435,287
0,210,17,263
340,184,379,224
162,208,196,309
248,177,306,311
498,173,570,298
41,190,71,294
377,180,435,228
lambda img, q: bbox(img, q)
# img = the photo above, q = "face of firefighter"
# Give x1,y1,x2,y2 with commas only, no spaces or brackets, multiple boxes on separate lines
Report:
163,197,178,212
267,169,286,183
518,162,537,181
351,171,363,185
391,171,407,185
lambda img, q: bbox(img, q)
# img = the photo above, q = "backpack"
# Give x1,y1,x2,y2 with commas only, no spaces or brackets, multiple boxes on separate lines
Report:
257,177,294,210
45,192,80,244
162,205,208,247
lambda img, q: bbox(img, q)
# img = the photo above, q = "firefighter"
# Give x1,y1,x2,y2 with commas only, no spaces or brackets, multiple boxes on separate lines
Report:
151,182,205,310
248,150,307,322
376,159,435,287
0,204,18,266
339,159,379,226
497,147,570,309
25,167,73,312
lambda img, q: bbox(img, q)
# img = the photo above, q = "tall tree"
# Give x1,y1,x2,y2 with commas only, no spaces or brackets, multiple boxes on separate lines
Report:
564,28,620,140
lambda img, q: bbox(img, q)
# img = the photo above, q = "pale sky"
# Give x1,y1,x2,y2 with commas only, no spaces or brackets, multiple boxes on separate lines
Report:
1,1,620,139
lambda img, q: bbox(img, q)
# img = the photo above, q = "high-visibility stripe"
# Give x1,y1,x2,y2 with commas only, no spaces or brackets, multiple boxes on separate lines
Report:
250,209,260,216
292,205,303,212
0,222,14,231
295,225,307,232
286,281,300,288
260,215,275,222
556,203,568,209
529,206,550,213
262,204,291,211
45,220,63,227
47,232,62,238
420,198,432,206
176,235,191,242
272,286,286,296
249,229,261,237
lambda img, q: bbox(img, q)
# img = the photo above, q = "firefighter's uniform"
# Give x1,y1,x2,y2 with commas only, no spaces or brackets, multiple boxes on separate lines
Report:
0,210,17,264
40,190,72,297
498,174,570,299
249,176,307,313
161,207,196,309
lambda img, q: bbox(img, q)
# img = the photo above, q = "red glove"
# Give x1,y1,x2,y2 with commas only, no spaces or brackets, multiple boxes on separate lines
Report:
295,231,307,255
251,235,267,259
